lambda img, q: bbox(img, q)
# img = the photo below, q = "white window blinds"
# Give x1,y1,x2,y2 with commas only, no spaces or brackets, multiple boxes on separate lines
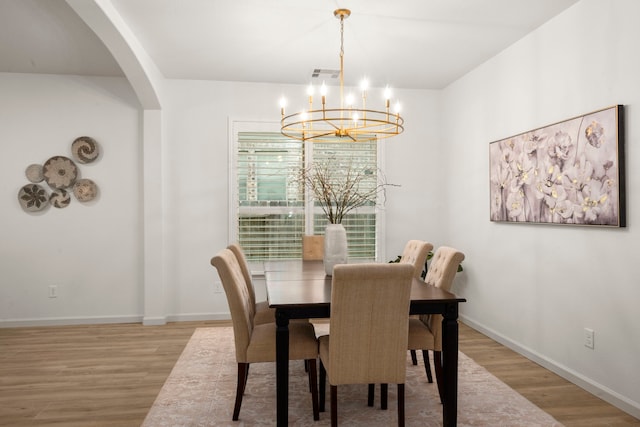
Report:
235,131,379,261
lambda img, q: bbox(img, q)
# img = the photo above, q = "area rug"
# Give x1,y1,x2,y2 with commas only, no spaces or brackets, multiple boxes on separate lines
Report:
142,326,563,426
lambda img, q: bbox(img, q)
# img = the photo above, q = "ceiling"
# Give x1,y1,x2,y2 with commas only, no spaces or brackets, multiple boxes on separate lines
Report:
0,0,579,90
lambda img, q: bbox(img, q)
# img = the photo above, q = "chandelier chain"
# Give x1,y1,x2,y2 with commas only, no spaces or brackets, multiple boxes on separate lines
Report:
339,13,344,60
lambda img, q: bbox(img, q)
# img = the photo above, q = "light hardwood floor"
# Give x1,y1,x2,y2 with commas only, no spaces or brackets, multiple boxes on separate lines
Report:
0,321,638,426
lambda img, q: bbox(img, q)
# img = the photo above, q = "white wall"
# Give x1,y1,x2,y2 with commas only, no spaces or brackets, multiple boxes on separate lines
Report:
442,0,640,416
0,73,142,324
0,74,442,325
159,80,442,319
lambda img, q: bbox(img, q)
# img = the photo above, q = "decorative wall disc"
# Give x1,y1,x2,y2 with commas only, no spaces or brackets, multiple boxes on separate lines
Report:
71,136,100,164
18,184,49,212
50,188,71,208
43,156,78,189
25,164,44,183
73,178,98,202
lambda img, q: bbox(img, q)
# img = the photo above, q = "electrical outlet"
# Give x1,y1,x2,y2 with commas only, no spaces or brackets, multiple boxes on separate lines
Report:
213,281,224,293
584,328,594,349
48,285,58,298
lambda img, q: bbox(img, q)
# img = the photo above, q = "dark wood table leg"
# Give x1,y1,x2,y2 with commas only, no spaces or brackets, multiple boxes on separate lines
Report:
275,309,290,427
442,303,459,427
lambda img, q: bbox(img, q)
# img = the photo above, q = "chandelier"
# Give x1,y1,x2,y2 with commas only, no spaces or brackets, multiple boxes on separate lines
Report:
279,9,404,143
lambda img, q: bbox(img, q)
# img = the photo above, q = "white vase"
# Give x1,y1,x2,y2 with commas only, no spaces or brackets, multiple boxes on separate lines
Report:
323,223,348,276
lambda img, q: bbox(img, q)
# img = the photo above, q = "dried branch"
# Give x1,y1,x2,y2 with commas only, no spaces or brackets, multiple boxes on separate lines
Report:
293,156,398,224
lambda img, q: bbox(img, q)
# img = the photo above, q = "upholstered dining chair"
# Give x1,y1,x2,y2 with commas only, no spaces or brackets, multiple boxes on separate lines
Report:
318,263,414,427
399,240,435,380
211,248,320,421
227,243,274,325
407,246,465,402
399,240,433,279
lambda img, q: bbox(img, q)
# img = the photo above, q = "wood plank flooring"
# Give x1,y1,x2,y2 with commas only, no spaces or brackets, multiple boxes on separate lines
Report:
458,323,639,426
0,320,637,426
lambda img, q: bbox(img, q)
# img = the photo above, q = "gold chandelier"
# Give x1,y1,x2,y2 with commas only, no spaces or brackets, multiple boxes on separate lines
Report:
280,9,404,143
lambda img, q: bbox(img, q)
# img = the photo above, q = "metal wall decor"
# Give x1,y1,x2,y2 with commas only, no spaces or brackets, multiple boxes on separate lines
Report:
18,136,102,213
489,105,625,227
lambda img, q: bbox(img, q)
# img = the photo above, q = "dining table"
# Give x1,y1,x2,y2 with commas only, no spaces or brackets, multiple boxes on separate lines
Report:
265,259,466,426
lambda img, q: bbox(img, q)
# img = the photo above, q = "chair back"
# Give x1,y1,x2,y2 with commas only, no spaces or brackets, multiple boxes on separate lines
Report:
399,240,434,279
327,263,414,385
211,248,255,362
422,246,465,351
424,246,465,292
227,243,256,308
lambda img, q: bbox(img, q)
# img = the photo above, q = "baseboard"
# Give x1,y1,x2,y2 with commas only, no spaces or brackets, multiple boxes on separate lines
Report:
142,316,168,326
460,314,640,420
0,312,232,328
0,315,143,328
166,312,230,322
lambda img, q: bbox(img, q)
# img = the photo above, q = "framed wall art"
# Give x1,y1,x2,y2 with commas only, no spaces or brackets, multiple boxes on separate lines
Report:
489,105,625,227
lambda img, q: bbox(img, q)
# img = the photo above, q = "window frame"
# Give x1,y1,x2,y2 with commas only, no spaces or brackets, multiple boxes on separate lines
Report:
228,119,387,269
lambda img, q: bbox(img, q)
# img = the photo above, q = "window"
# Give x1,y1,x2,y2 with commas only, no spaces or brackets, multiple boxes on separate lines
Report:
231,122,383,262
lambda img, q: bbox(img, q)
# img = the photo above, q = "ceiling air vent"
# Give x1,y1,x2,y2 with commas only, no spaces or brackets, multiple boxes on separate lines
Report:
311,69,340,79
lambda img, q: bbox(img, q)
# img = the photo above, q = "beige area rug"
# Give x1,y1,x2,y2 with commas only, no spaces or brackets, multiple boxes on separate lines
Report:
143,326,563,426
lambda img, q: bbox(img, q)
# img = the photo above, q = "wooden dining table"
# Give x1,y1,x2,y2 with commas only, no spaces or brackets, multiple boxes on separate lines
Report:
265,260,466,426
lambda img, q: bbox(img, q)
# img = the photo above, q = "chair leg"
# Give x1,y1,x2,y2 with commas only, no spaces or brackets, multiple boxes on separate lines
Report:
233,363,249,421
367,384,374,407
410,349,418,365
330,385,338,427
319,360,326,412
422,350,433,383
397,384,405,427
433,350,444,404
307,358,320,420
381,383,388,410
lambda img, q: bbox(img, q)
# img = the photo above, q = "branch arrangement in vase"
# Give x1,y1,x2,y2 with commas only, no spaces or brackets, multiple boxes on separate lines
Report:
294,156,398,224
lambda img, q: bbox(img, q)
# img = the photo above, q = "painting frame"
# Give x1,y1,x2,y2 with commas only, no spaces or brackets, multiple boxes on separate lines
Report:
489,105,625,227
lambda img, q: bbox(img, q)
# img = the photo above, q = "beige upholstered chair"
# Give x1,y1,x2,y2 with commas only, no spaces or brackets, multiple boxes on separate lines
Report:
211,248,320,421
399,239,433,279
407,246,465,401
318,263,414,427
399,240,435,378
227,243,274,325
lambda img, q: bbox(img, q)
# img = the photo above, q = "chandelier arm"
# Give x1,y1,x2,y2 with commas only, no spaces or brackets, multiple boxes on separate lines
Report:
279,8,403,143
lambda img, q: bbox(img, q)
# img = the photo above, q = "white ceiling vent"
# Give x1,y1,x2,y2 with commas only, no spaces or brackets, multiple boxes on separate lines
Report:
311,69,340,79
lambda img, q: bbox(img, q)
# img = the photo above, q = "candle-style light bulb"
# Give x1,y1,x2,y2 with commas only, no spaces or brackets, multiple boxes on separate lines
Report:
360,78,369,93
384,86,392,100
320,82,327,112
352,112,359,125
384,86,392,110
360,79,368,123
394,102,401,114
306,84,314,112
279,97,287,116
345,93,355,107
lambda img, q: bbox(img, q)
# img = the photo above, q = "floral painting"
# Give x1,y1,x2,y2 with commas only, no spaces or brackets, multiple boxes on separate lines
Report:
489,105,625,227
